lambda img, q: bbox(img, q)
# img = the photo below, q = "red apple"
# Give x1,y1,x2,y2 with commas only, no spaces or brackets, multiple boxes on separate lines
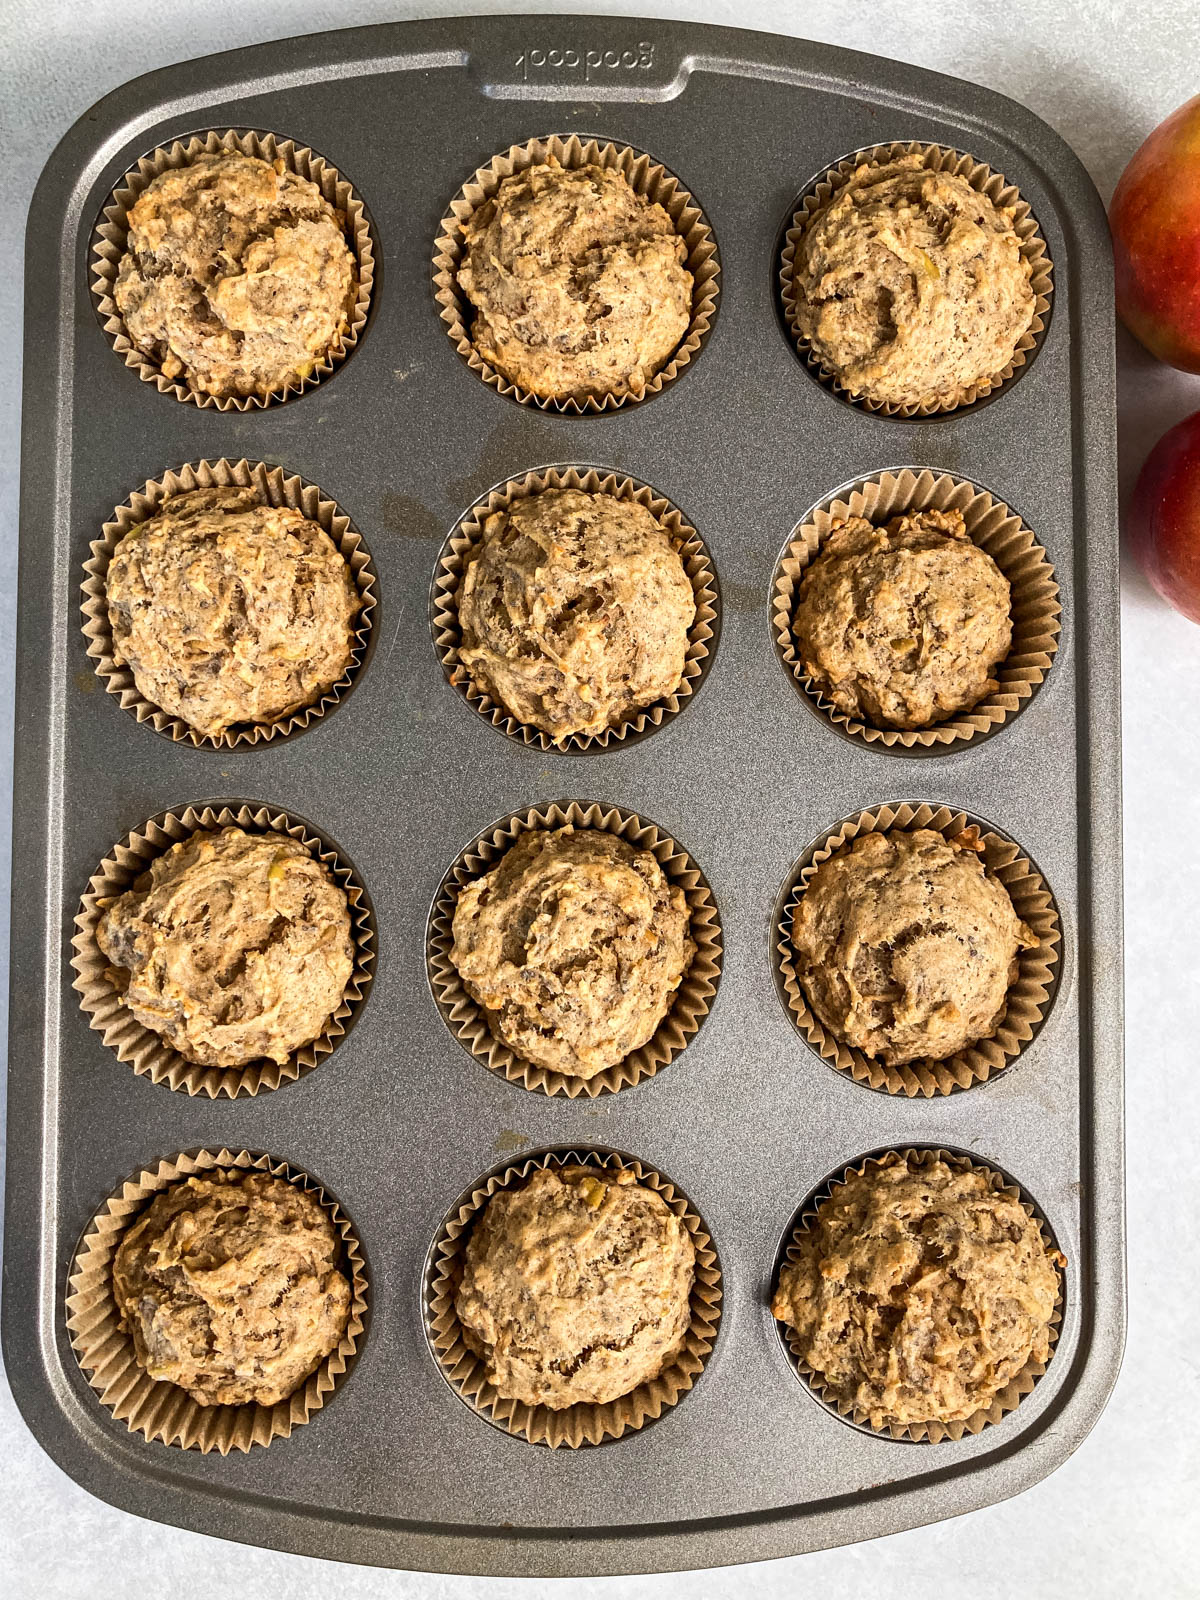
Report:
1111,96,1200,372
1129,410,1200,623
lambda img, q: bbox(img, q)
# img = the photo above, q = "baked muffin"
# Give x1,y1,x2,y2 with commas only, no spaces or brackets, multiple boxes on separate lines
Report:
792,506,1011,729
457,488,695,741
792,154,1035,408
96,826,354,1068
113,151,356,400
455,1164,695,1408
772,1154,1063,1430
112,1170,350,1406
791,829,1035,1065
449,826,694,1079
105,486,361,738
457,160,692,401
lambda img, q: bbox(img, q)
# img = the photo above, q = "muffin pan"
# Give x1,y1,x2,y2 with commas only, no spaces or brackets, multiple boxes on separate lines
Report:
5,14,1123,1578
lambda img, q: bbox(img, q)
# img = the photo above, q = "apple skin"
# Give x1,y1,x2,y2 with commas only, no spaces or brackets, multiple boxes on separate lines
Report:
1111,95,1200,372
1129,410,1200,624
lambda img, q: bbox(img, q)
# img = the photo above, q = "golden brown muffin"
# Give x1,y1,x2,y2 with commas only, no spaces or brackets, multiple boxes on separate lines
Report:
112,1171,350,1406
457,488,695,741
773,1155,1063,1429
457,160,692,401
791,829,1035,1065
792,506,1012,729
96,826,354,1068
792,155,1035,408
114,151,356,400
449,826,694,1079
105,487,361,738
455,1164,695,1408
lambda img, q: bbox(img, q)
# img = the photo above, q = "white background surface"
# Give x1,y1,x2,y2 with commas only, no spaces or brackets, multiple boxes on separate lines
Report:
1,2,1198,1595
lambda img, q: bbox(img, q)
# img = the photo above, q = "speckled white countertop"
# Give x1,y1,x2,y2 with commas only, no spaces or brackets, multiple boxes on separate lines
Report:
1,2,1198,1595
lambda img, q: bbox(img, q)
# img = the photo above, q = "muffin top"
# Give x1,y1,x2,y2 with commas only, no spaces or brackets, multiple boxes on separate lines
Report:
105,486,361,738
791,828,1035,1065
113,151,356,399
792,506,1012,729
457,488,696,741
449,825,695,1079
96,825,354,1069
455,1164,695,1408
772,1155,1063,1429
792,155,1035,408
112,1170,351,1407
457,160,692,401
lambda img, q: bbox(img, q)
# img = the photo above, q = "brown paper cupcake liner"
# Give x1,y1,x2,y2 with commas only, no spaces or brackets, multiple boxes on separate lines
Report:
91,129,375,409
82,458,377,750
425,1147,721,1447
432,134,720,413
72,803,375,1098
427,801,722,1097
432,467,719,751
775,803,1060,1096
779,141,1054,416
772,468,1060,752
774,1147,1064,1442
66,1147,367,1452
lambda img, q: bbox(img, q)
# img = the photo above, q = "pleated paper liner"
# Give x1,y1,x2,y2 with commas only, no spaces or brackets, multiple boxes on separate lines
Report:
82,458,377,750
774,1147,1064,1443
425,1147,722,1447
772,468,1060,753
90,129,375,409
427,801,722,1098
72,803,375,1098
432,134,720,413
774,803,1061,1097
66,1147,368,1453
779,141,1054,416
432,466,719,751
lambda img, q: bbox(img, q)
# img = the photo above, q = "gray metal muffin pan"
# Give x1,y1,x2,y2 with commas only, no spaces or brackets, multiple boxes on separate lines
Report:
4,13,1124,1578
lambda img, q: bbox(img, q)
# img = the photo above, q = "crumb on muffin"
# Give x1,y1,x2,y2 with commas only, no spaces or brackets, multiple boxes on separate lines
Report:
113,151,357,399
792,154,1035,408
457,487,695,741
457,159,692,401
792,505,1012,729
455,1164,695,1408
96,825,354,1068
772,1154,1063,1429
791,828,1036,1065
112,1170,351,1406
449,825,695,1079
105,486,361,738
